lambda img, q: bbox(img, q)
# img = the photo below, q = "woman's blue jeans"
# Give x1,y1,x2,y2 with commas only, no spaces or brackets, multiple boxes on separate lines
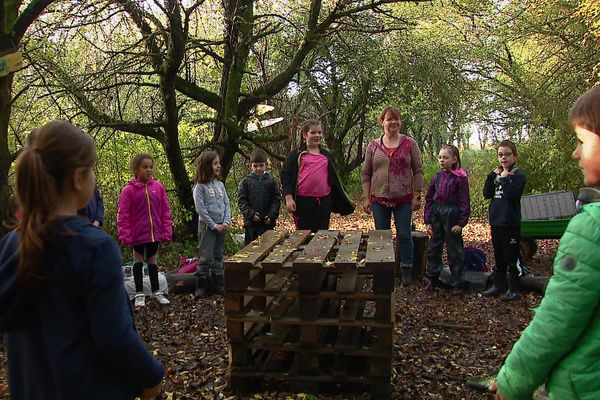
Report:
372,202,414,269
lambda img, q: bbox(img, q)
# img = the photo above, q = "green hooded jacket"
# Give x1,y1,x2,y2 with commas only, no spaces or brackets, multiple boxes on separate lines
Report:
497,201,600,400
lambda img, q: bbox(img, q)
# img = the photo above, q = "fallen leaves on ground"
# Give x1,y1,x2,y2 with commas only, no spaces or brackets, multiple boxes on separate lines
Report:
0,208,558,399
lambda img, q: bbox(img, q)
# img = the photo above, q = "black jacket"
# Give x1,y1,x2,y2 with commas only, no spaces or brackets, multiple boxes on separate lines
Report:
237,172,281,227
483,165,526,227
281,145,355,216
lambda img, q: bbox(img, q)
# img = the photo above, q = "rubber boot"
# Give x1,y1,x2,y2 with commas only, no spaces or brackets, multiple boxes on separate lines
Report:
400,267,413,285
501,273,520,302
211,273,225,295
194,275,210,298
482,270,506,297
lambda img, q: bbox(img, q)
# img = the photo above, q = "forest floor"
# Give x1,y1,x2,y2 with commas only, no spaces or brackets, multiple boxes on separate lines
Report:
0,208,559,400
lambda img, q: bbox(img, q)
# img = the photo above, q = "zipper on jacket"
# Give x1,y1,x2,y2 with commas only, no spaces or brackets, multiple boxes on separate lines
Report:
145,183,155,242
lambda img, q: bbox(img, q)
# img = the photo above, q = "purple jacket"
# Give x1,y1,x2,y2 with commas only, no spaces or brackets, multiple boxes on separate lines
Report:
117,178,172,246
424,169,470,227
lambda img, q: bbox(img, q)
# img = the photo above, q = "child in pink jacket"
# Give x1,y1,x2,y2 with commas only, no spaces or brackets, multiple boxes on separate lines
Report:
117,153,172,308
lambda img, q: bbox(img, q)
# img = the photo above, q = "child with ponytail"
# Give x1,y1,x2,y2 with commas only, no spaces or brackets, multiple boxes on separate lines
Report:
0,121,163,399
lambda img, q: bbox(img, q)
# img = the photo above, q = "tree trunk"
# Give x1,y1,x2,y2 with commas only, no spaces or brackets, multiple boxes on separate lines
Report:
0,74,13,238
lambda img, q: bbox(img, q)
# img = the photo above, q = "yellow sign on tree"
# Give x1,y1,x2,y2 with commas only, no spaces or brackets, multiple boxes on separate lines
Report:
0,49,23,77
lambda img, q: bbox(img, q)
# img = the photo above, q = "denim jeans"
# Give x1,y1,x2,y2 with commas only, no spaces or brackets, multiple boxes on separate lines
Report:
372,202,414,268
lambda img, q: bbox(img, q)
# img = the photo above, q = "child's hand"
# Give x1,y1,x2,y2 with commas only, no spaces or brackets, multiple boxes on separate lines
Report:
500,166,514,177
488,379,505,399
252,212,261,222
494,167,503,175
451,225,462,234
426,224,433,236
362,198,372,214
286,198,296,213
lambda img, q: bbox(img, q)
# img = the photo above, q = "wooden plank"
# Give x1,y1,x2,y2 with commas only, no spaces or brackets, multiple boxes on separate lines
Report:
365,230,396,293
261,230,312,272
333,231,363,269
224,230,285,268
293,230,339,269
340,276,366,321
226,315,393,329
294,230,339,293
337,269,358,294
263,269,293,294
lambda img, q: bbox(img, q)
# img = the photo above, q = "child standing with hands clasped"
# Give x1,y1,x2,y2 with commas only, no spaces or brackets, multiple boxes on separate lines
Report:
423,144,470,292
117,154,172,307
0,121,163,400
482,140,525,301
193,151,231,298
491,86,600,400
238,148,281,245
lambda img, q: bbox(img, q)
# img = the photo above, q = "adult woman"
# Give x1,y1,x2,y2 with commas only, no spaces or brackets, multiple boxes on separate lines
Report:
362,106,424,283
281,119,354,231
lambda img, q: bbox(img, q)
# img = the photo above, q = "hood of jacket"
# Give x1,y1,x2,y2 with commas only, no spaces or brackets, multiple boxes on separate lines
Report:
127,177,156,188
450,168,467,177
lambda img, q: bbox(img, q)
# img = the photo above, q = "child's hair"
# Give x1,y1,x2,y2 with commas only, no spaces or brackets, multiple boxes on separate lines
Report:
130,153,153,178
298,119,322,148
194,150,219,183
569,86,600,134
441,144,461,169
498,139,518,156
15,120,96,283
250,148,268,164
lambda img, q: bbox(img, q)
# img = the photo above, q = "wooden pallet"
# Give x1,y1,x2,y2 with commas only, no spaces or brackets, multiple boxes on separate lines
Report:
224,230,396,399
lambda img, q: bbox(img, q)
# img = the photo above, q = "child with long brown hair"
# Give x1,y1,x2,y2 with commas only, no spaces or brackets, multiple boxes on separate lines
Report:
117,153,172,307
0,121,163,399
281,119,354,231
192,150,231,297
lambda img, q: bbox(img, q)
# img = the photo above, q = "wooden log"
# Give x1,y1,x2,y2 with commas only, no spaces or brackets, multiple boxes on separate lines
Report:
411,230,429,279
520,275,550,293
166,272,195,294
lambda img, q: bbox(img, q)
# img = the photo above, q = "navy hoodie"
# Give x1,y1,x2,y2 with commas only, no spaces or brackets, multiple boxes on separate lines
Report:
0,217,164,400
483,165,526,227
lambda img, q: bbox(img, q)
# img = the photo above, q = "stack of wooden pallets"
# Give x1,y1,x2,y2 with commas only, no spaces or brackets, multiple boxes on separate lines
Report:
224,229,396,399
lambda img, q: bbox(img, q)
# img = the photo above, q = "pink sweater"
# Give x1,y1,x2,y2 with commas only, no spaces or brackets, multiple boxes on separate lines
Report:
362,135,424,201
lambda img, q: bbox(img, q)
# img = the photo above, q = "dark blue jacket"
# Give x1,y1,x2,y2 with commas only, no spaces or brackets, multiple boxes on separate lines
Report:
0,217,164,400
483,165,526,227
77,186,104,224
238,172,281,227
424,169,471,227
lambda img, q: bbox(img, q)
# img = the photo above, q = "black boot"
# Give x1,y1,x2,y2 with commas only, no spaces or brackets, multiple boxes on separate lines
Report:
501,273,520,302
482,270,506,297
194,275,209,298
482,285,505,297
211,273,225,295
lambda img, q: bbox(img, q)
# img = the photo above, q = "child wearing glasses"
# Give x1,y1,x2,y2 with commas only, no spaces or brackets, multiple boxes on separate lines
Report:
482,140,526,301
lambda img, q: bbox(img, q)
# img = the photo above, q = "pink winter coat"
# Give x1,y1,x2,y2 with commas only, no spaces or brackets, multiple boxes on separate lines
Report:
117,177,173,246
